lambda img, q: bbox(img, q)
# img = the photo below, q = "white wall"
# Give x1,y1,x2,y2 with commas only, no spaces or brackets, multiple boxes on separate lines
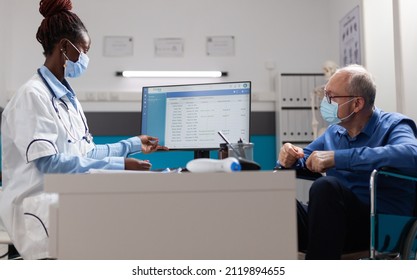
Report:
1,0,334,109
362,0,397,112
360,0,417,122
3,0,414,117
0,0,6,108
397,0,417,121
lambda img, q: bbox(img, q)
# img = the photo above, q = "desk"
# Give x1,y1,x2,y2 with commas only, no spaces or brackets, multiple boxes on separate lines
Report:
45,171,296,260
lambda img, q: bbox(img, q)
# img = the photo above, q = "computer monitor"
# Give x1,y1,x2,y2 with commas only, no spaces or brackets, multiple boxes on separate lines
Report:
141,81,251,158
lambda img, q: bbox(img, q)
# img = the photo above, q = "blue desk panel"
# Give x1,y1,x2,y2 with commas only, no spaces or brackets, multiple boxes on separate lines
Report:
93,135,277,171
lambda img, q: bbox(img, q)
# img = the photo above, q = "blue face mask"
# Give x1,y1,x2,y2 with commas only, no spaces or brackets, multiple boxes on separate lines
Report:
320,97,356,125
63,40,89,78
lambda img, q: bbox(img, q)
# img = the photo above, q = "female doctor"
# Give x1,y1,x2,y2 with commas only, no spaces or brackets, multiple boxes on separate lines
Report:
0,0,168,259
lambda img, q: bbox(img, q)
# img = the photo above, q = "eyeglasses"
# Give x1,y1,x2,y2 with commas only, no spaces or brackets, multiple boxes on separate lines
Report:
324,89,357,104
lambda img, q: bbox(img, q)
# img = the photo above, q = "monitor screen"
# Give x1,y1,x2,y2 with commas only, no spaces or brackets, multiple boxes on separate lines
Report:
141,81,251,157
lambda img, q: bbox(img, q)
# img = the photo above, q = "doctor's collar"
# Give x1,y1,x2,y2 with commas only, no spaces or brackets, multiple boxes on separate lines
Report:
38,66,75,99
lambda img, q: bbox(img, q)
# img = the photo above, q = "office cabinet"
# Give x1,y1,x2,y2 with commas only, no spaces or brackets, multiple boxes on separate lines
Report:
276,73,326,147
275,73,326,204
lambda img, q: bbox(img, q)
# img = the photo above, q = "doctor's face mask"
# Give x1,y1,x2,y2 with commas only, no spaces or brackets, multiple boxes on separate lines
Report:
63,40,89,78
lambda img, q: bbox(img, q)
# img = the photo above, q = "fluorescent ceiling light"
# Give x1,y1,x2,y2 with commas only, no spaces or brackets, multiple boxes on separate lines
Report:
116,71,227,78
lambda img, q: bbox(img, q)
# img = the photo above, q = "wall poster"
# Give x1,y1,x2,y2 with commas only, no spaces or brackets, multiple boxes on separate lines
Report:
340,6,361,66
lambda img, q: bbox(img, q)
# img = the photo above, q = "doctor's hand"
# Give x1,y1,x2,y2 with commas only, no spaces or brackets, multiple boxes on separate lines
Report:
125,158,152,171
278,143,304,168
139,135,169,154
306,151,335,173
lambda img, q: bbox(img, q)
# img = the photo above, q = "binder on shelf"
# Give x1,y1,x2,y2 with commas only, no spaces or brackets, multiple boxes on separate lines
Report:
288,110,297,141
280,109,289,142
281,75,302,108
303,110,314,142
301,76,313,107
292,76,302,107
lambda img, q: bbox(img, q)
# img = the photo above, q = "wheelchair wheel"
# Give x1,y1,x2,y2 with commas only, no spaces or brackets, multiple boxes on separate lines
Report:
401,219,417,260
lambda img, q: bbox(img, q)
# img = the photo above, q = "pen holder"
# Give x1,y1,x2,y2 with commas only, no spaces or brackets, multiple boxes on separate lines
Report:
226,143,254,161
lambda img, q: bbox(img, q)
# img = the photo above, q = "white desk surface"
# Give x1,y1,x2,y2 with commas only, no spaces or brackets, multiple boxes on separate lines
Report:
45,171,297,260
45,170,295,194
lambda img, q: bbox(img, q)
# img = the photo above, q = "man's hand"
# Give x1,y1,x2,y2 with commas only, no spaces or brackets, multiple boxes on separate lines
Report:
306,151,335,173
278,143,305,168
124,158,152,171
139,135,169,154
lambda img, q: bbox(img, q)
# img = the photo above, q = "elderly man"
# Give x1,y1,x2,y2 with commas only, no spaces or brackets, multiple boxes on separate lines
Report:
277,64,417,259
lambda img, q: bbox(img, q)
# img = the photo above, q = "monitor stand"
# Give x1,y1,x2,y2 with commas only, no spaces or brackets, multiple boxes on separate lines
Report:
194,150,210,159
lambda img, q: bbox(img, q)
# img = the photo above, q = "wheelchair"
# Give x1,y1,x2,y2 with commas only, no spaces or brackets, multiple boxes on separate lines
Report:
370,167,417,260
277,166,417,259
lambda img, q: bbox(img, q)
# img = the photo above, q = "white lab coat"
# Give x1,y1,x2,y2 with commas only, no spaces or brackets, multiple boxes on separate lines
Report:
0,73,94,259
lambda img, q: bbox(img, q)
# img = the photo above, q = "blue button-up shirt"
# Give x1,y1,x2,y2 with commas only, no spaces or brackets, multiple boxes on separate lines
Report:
279,108,417,215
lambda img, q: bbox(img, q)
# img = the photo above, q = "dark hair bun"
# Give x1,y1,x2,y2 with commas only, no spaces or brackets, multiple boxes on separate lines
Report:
39,0,72,18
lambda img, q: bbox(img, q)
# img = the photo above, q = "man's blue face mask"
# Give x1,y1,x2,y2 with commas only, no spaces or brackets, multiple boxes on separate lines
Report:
320,97,356,125
63,40,89,78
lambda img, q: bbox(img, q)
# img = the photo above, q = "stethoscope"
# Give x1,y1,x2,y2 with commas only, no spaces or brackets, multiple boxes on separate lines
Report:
37,69,92,144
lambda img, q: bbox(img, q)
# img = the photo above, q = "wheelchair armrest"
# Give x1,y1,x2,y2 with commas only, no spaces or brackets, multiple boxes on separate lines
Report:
274,166,322,181
377,167,417,182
